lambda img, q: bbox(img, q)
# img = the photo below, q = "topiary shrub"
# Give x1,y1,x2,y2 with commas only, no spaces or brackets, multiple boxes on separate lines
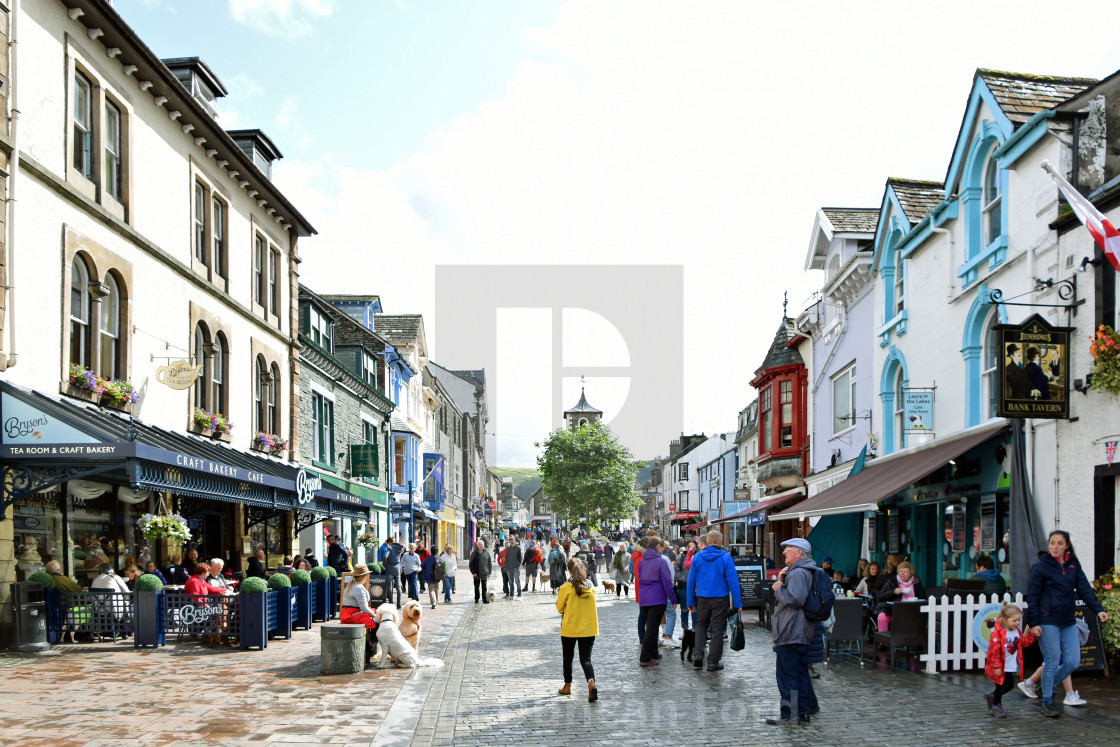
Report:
268,572,291,589
369,562,384,573
310,566,331,582
135,573,164,592
240,576,268,594
324,565,338,578
27,571,56,589
290,569,312,586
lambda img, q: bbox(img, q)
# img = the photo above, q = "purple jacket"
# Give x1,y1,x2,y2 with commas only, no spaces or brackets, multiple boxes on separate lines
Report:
637,548,677,607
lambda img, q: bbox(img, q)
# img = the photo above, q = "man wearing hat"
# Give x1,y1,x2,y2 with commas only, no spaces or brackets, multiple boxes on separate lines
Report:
1004,343,1036,399
765,537,818,726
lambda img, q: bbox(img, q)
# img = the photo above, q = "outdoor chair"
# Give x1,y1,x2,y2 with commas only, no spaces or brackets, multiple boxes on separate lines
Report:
872,600,927,672
825,598,864,662
944,578,986,596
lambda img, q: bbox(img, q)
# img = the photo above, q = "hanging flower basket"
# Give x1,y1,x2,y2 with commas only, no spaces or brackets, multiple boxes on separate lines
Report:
1090,325,1120,395
253,431,288,453
68,364,139,406
137,512,191,543
357,530,379,551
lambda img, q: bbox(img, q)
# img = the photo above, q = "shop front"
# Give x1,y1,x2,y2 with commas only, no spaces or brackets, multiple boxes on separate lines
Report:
714,486,804,563
1,383,372,585
771,421,1012,588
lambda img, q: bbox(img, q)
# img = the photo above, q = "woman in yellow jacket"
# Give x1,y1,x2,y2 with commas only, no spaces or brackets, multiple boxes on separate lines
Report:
556,557,599,702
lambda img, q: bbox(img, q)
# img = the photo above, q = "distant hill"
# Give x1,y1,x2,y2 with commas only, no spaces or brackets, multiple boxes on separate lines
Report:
490,467,542,500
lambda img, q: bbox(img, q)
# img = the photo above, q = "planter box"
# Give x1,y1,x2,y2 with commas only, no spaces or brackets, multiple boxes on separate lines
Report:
292,583,312,630
270,587,293,640
311,579,329,622
134,590,165,648
239,591,269,650
328,577,341,620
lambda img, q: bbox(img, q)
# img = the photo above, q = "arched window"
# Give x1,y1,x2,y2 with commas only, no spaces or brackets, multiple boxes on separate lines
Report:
269,363,280,434
69,258,91,368
99,274,120,379
982,310,1000,420
212,333,226,415
194,324,209,411
894,367,906,452
983,151,1002,248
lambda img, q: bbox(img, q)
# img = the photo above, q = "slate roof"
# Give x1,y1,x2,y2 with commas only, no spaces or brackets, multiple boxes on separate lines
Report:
821,208,878,234
978,69,1097,125
565,388,603,414
391,416,420,436
373,315,423,344
453,369,486,389
757,318,803,372
888,178,945,225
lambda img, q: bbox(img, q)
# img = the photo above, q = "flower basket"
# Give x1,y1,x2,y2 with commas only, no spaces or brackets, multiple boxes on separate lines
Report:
357,531,379,551
253,431,288,453
68,364,139,406
1090,325,1120,395
1094,567,1120,669
137,511,191,544
193,407,233,436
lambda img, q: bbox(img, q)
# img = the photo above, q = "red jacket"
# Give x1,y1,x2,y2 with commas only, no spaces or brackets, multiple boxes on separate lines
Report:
632,549,644,604
984,623,1036,685
185,575,226,598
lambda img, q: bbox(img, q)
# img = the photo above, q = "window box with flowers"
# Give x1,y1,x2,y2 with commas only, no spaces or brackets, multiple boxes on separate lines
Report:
66,364,138,412
1090,325,1120,396
252,431,288,454
191,407,233,441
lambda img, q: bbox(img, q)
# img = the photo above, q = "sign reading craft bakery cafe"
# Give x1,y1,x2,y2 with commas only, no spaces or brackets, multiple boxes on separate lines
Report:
995,314,1071,420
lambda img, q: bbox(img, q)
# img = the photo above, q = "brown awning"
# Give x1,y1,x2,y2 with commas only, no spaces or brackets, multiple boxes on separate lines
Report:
770,422,1008,521
713,486,805,523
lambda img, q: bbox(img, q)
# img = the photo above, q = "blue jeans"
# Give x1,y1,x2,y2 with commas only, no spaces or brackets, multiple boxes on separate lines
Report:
775,643,811,719
443,577,453,601
1039,623,1080,702
663,603,677,639
405,572,419,600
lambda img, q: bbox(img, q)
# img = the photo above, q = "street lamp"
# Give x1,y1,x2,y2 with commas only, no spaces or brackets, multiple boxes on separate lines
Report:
408,478,414,544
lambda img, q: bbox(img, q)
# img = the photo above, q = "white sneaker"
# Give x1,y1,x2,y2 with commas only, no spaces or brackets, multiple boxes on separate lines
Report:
1017,680,1038,699
666,638,681,648
1064,691,1087,707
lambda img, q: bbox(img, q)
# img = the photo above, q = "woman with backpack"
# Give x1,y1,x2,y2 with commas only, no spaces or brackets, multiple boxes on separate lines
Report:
420,545,440,609
524,541,541,593
548,540,568,596
611,541,630,598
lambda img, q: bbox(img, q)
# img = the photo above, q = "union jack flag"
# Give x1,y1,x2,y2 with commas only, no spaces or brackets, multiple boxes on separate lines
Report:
1107,441,1118,468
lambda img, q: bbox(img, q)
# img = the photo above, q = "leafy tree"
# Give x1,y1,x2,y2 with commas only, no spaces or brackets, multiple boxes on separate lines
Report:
535,423,642,528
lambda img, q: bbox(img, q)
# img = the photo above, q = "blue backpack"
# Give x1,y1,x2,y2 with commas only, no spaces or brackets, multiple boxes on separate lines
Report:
800,566,836,623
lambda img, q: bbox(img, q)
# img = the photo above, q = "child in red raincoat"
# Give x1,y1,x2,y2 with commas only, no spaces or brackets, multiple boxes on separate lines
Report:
984,602,1037,718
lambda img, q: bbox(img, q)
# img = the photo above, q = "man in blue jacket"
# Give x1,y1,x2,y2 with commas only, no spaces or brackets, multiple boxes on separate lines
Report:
686,529,742,672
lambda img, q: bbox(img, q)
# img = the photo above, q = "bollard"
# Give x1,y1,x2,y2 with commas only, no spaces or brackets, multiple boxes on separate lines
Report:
320,622,365,675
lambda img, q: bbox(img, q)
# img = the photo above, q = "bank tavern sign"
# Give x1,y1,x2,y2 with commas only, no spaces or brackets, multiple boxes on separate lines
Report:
155,360,204,390
995,314,1072,420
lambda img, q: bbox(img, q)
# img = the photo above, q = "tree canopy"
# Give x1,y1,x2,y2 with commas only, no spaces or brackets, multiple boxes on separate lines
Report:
535,423,642,527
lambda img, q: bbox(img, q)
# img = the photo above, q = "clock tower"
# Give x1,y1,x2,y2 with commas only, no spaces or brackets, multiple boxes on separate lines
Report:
564,379,603,431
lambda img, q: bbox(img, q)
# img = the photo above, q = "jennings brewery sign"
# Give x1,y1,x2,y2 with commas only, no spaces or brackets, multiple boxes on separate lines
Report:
995,314,1071,420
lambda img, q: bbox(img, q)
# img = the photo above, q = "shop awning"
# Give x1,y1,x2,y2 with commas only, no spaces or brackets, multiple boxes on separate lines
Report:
682,520,709,531
713,485,805,523
770,421,1009,521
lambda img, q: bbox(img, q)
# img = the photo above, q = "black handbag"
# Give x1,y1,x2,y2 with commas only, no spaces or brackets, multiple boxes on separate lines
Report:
729,612,745,652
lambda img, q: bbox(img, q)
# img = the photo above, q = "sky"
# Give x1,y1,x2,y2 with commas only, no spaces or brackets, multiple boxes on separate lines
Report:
118,0,1120,467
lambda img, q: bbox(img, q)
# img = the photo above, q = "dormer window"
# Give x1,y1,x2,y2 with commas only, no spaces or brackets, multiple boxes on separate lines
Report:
361,350,377,387
309,306,333,352
161,57,228,120
226,129,282,180
983,152,1002,247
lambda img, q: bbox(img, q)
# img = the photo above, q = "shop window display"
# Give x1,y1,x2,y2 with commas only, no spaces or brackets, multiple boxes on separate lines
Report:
13,493,64,582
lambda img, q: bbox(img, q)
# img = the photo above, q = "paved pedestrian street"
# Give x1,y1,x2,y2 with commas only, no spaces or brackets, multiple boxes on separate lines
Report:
3,573,1119,747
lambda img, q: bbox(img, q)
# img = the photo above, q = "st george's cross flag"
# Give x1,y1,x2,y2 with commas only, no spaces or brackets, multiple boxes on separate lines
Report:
1042,161,1120,271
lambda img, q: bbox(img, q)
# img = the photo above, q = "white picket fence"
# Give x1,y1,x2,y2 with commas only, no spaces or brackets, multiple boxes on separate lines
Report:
919,592,1026,674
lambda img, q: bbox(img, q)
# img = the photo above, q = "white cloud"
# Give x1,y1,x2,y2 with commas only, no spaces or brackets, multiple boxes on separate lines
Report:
227,0,332,38
277,0,1120,465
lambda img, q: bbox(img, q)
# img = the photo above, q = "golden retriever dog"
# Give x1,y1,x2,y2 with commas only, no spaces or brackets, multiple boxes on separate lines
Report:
601,580,616,593
398,600,422,650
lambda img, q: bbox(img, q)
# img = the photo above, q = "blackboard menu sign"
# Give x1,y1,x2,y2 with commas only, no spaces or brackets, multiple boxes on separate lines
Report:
1075,600,1106,673
888,514,900,554
738,566,764,609
951,505,966,553
980,496,996,552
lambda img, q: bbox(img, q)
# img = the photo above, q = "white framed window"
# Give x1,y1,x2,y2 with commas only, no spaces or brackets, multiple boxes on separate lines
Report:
268,363,280,434
309,306,333,352
678,463,689,482
104,101,122,199
194,181,208,264
832,364,856,435
193,325,208,411
982,311,1000,419
269,248,280,316
99,274,119,380
73,72,93,178
212,335,225,414
983,152,1002,247
894,261,905,316
780,379,794,448
69,259,91,368
894,368,906,451
212,198,226,279
361,351,377,388
254,234,266,306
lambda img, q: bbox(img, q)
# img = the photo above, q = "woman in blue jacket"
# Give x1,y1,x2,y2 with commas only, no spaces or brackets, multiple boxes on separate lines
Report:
1026,530,1109,718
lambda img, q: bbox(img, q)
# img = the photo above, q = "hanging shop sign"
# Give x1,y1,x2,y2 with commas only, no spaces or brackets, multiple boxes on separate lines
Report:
350,444,378,478
295,467,323,505
980,495,997,552
747,513,766,527
995,314,1071,420
903,389,934,432
950,504,966,553
155,360,204,390
888,513,900,554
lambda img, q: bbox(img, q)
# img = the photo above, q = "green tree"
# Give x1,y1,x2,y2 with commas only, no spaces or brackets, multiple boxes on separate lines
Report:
535,423,642,528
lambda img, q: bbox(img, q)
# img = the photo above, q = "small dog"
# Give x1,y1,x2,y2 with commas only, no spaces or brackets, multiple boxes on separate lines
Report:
680,629,695,662
374,618,419,669
398,600,422,650
487,591,495,602
601,580,616,593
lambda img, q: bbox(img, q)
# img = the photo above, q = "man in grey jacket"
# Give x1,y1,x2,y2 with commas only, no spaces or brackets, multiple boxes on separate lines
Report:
504,540,523,598
765,537,817,726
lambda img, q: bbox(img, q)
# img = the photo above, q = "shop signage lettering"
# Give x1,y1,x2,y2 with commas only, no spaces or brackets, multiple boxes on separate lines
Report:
178,604,224,626
4,444,122,456
903,389,934,431
173,454,266,484
1,392,99,445
995,315,1072,420
5,414,49,439
155,360,205,390
296,468,322,505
